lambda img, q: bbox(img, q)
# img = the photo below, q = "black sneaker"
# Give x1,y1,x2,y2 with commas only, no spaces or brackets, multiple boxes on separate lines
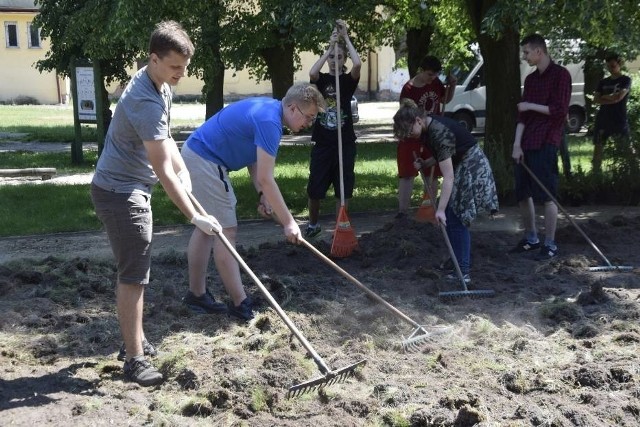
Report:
123,356,163,387
117,339,157,362
183,289,228,314
229,297,254,322
510,238,540,253
435,258,454,272
305,225,322,238
537,244,558,260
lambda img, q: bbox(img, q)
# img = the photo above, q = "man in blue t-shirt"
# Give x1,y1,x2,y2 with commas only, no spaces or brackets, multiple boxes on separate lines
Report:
592,53,632,172
181,83,325,321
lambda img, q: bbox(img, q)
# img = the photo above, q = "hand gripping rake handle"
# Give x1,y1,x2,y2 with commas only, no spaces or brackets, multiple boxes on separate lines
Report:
186,192,365,396
519,161,628,270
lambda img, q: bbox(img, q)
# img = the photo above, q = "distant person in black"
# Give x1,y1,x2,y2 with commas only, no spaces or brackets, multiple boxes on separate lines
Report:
305,19,361,239
591,53,632,172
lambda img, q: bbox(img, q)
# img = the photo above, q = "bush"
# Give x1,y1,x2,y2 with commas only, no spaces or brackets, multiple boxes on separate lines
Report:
12,96,40,105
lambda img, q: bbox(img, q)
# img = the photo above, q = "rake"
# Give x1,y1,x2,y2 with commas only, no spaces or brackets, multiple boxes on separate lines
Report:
186,192,366,398
299,238,452,351
520,162,633,272
419,167,495,298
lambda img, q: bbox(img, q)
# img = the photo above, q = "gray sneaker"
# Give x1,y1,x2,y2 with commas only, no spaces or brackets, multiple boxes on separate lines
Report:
183,289,228,314
445,273,471,284
117,339,157,362
123,356,163,386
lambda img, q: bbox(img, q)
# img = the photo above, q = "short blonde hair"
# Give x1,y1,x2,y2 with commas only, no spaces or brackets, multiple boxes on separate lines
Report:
283,83,326,112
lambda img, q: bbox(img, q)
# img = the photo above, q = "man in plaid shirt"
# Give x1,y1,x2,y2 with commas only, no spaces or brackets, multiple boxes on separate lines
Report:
511,34,571,259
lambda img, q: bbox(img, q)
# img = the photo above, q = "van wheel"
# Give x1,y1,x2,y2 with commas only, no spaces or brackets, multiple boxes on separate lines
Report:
567,107,585,133
453,111,474,133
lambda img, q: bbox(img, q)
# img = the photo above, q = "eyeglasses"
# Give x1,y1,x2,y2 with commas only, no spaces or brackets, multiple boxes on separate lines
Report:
294,104,317,124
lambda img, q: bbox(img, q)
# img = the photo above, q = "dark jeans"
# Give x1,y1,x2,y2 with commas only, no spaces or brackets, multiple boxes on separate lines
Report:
445,205,470,275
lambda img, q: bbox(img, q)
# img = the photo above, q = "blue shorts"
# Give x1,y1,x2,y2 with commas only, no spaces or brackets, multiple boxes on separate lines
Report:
91,184,152,285
514,144,558,204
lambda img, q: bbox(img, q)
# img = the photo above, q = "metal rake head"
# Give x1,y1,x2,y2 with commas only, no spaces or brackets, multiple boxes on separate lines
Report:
438,289,495,299
588,265,634,272
286,359,366,398
402,325,453,352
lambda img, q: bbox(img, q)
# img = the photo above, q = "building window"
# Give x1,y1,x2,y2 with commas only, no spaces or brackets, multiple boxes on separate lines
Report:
5,22,18,48
27,22,41,48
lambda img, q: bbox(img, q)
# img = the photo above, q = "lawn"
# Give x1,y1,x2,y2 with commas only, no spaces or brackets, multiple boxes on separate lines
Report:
0,104,597,237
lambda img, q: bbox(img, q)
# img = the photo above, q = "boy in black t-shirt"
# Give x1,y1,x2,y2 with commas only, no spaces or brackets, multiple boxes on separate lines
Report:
592,53,632,172
305,19,361,238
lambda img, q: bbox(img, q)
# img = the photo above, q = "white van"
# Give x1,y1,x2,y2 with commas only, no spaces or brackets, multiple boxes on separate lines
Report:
443,59,586,133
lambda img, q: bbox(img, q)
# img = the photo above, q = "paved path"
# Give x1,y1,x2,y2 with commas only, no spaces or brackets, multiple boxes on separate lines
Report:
2,205,639,264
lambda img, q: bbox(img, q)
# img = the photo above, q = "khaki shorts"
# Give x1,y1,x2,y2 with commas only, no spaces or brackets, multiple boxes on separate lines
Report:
181,143,238,228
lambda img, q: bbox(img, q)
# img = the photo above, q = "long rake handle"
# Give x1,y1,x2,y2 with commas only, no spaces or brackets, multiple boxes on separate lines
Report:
300,238,421,328
419,169,470,292
334,42,346,208
519,162,613,267
187,192,333,375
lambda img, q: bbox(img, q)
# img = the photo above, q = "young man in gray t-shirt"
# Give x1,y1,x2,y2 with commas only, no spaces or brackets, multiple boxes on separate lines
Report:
91,21,220,387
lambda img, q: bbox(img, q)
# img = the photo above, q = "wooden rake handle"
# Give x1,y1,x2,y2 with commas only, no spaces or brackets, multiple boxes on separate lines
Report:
299,238,421,328
519,161,613,267
187,191,333,375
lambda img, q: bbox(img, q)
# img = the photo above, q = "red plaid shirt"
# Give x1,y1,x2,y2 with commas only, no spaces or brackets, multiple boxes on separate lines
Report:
518,61,571,149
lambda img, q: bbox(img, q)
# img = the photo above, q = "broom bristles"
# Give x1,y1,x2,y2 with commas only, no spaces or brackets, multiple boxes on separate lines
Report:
415,193,436,224
331,207,358,258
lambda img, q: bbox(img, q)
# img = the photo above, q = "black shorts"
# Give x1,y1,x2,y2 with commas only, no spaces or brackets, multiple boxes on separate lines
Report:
514,144,558,204
307,142,356,200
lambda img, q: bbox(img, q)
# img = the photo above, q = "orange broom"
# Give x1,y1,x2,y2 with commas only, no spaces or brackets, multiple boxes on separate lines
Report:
330,30,358,258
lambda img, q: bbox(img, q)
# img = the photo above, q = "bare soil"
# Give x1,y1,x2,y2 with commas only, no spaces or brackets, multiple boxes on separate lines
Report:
1,211,640,426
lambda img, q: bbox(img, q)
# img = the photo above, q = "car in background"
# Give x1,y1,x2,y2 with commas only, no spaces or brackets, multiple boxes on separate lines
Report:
443,59,585,133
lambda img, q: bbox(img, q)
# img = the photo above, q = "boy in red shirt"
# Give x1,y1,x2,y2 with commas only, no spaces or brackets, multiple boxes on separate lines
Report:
397,55,456,217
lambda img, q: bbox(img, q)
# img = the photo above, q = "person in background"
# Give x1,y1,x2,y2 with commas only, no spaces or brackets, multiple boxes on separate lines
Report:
181,83,325,321
305,19,361,238
91,21,221,386
393,100,498,284
511,34,571,260
396,55,456,218
591,53,632,173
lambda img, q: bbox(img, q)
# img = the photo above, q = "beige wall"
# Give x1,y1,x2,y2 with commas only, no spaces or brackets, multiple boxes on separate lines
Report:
2,8,399,104
110,47,398,101
0,12,66,104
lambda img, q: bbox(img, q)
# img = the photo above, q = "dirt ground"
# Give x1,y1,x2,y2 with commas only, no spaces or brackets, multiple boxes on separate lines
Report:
1,206,639,427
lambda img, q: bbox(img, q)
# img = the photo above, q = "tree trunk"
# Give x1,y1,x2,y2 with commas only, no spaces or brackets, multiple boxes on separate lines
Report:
464,0,521,199
406,25,434,78
260,37,295,100
203,55,225,120
583,54,605,132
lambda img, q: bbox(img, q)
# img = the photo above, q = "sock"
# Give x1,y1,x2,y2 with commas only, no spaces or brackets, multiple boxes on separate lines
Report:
526,231,539,243
544,239,557,249
307,223,318,229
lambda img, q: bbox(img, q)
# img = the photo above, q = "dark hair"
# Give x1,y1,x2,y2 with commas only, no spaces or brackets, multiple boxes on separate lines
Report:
393,99,425,139
520,34,547,53
149,21,194,59
605,53,623,64
419,55,442,73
